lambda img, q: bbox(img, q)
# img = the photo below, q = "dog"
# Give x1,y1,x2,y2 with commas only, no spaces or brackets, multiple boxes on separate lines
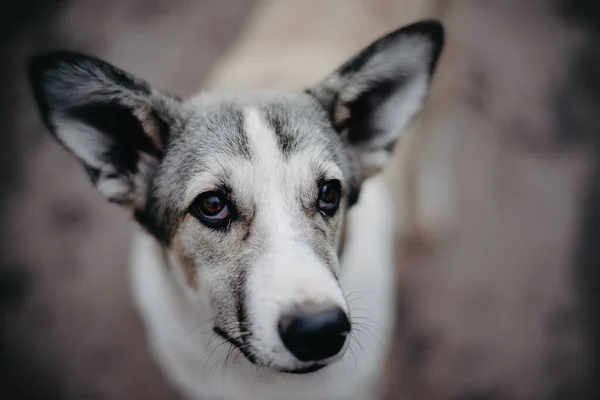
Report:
28,20,443,400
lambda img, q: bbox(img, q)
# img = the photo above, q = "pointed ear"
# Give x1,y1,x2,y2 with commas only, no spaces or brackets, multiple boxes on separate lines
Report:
308,20,444,179
28,51,181,207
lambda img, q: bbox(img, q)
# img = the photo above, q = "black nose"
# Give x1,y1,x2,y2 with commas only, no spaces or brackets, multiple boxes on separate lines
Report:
278,306,350,362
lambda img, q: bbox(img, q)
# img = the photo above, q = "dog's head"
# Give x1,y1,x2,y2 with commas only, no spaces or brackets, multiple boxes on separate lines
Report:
28,20,443,373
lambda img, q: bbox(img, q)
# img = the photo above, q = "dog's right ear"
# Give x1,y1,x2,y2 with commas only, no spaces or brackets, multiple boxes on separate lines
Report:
28,51,181,208
308,20,444,180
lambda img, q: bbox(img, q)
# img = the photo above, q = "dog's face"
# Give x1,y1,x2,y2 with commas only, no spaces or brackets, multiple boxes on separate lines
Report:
28,21,443,373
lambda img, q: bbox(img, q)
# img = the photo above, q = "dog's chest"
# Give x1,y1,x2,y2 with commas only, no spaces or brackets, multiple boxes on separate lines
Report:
130,176,396,400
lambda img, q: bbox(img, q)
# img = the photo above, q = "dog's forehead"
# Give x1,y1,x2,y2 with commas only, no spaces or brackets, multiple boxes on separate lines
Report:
157,92,356,209
179,91,337,159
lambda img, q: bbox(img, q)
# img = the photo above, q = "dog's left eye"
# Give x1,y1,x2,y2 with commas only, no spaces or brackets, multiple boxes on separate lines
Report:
189,191,231,229
317,180,341,216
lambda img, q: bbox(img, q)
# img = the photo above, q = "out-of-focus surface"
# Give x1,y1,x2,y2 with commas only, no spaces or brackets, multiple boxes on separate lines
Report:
383,1,600,398
0,1,254,398
203,0,436,91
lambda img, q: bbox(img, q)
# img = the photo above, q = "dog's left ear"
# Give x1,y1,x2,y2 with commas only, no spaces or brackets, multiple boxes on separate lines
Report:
28,51,181,208
308,20,444,179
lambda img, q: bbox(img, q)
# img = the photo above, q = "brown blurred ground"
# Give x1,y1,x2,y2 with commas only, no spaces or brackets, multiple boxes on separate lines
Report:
0,1,254,399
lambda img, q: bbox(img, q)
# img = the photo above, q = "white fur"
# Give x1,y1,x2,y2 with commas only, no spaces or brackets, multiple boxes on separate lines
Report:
130,173,396,400
241,108,348,369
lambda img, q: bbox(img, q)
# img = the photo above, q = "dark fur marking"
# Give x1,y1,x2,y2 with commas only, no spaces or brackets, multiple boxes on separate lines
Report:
344,77,405,145
235,266,250,346
382,140,397,153
264,104,297,157
228,107,251,160
213,326,258,365
83,166,100,184
207,104,251,160
211,266,256,365
240,213,254,242
69,101,163,174
134,191,173,245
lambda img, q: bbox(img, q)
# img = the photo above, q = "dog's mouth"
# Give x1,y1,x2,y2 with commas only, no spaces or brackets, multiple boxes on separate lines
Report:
277,364,327,374
212,327,333,374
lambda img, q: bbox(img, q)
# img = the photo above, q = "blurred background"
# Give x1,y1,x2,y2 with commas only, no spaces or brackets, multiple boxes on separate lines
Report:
0,1,433,399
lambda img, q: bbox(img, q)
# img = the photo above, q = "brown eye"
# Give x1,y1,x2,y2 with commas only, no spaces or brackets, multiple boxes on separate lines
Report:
189,191,231,229
317,180,341,216
202,194,224,216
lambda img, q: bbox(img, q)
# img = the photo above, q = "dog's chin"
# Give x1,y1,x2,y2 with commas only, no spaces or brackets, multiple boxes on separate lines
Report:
241,351,329,375
249,350,344,375
238,352,328,374
245,353,331,375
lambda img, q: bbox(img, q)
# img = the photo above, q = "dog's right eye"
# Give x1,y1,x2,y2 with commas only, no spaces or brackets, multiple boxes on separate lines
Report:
189,191,231,230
